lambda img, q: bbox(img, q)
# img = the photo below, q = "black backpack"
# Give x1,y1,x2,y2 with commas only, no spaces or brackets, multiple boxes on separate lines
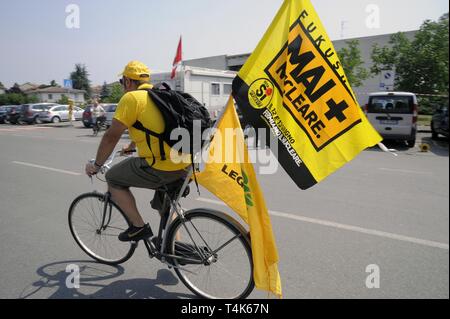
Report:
133,82,213,167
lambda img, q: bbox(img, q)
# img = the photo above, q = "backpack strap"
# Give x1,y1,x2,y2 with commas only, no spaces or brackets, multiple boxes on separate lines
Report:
132,121,167,162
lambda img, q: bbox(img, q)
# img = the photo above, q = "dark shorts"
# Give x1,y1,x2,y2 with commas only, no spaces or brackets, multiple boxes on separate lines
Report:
105,157,188,190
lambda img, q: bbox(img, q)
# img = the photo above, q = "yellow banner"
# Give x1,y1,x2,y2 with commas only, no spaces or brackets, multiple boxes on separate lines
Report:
233,0,382,189
196,97,282,298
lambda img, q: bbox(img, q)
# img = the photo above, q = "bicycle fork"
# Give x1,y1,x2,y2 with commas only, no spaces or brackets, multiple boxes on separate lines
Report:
97,192,113,234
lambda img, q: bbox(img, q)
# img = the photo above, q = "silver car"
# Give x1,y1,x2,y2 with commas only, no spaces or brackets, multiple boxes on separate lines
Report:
39,105,84,123
104,104,118,128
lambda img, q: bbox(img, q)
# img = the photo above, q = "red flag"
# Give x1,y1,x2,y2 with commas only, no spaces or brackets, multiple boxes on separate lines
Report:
171,36,182,79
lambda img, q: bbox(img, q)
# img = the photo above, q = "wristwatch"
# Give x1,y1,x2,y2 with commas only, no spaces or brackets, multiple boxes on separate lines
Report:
94,161,103,169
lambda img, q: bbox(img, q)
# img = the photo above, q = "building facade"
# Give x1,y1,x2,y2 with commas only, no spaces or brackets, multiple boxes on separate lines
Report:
184,31,418,105
25,87,86,104
152,66,236,118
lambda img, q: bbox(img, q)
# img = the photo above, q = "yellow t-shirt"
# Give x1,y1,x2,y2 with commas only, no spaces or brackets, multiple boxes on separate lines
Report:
114,83,190,171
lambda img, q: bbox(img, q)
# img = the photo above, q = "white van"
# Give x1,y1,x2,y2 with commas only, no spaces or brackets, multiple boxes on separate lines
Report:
364,92,418,147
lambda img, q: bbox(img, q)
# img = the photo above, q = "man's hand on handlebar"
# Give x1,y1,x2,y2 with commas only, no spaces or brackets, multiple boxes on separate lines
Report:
85,162,100,177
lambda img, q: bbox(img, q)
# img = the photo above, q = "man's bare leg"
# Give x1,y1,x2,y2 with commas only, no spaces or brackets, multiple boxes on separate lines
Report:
109,186,145,227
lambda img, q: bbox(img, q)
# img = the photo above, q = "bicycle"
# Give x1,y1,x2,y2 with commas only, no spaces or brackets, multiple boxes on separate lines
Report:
92,116,107,136
68,150,255,299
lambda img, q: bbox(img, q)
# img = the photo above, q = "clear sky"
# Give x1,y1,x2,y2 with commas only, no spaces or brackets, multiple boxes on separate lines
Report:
0,0,448,88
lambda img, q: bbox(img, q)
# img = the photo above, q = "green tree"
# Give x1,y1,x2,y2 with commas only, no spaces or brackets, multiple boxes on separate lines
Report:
336,40,369,88
57,95,70,105
0,81,5,90
26,95,39,104
0,93,25,105
104,83,124,103
100,81,110,102
8,83,22,94
70,64,92,99
371,13,449,113
50,80,59,87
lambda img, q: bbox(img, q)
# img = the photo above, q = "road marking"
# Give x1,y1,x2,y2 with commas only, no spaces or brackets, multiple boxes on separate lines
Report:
196,197,449,250
0,126,52,132
12,161,81,176
379,167,431,174
379,168,432,175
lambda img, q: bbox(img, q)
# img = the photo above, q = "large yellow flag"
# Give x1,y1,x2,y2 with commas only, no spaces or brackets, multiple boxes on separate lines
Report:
196,96,282,298
232,0,382,189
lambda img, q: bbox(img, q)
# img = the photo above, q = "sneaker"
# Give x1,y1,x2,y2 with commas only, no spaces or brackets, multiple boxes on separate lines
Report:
118,223,153,242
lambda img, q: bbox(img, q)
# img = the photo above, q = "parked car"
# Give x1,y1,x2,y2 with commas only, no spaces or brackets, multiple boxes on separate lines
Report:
19,103,58,124
364,92,418,147
82,105,93,128
104,104,118,128
0,106,13,124
73,106,84,120
82,104,106,128
5,105,23,124
38,105,65,123
431,105,449,139
38,105,84,123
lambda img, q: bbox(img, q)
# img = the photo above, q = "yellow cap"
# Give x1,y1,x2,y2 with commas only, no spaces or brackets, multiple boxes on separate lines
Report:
119,61,151,81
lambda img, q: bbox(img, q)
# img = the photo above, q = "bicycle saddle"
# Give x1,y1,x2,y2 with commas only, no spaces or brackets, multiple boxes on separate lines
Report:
151,179,190,213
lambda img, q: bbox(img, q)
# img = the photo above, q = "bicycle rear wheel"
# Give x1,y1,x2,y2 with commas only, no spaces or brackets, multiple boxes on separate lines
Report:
68,192,136,265
165,209,254,299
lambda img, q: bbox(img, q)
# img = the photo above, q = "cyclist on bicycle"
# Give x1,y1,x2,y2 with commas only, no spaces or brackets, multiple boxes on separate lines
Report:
91,99,106,131
85,61,189,242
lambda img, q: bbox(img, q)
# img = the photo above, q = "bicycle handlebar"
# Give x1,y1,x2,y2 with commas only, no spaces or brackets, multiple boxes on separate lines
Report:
89,149,136,175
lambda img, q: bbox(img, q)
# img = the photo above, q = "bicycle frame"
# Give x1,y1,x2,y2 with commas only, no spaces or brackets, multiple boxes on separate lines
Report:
93,119,221,268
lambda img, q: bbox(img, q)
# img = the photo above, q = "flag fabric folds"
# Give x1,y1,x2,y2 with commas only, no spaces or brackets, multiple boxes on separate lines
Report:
171,36,182,79
196,96,282,298
232,0,382,190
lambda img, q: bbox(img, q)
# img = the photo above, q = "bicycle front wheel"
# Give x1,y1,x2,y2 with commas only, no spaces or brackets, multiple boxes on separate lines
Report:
68,192,136,265
166,209,254,299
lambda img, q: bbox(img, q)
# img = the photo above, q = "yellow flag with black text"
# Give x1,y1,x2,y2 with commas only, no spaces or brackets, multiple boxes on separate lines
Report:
196,97,282,298
232,0,382,189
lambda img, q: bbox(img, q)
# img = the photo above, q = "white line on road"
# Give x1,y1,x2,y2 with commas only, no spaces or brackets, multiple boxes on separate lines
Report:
379,167,432,175
12,161,82,176
196,197,449,250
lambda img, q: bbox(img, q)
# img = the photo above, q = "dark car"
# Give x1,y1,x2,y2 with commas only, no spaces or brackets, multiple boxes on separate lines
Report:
0,106,9,123
431,105,449,139
19,103,57,124
82,105,93,128
5,105,22,124
82,104,106,128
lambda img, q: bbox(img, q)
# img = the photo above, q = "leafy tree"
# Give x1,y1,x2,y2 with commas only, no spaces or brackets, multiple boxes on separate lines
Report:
8,83,22,94
336,40,369,88
57,95,70,105
103,83,124,103
0,81,5,90
70,64,92,99
27,95,39,103
371,13,449,114
0,92,39,106
100,81,110,102
50,80,59,87
0,93,25,105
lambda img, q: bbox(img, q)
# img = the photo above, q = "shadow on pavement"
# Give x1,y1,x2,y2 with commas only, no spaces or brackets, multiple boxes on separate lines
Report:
365,138,448,157
20,260,194,299
421,136,449,157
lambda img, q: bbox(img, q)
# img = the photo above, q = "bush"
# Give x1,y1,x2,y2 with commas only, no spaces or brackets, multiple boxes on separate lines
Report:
418,96,449,115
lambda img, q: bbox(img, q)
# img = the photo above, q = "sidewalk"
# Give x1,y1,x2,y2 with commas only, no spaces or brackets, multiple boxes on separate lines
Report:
37,121,83,128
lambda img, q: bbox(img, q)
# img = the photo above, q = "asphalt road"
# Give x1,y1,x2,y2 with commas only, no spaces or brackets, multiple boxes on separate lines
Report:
0,122,448,299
